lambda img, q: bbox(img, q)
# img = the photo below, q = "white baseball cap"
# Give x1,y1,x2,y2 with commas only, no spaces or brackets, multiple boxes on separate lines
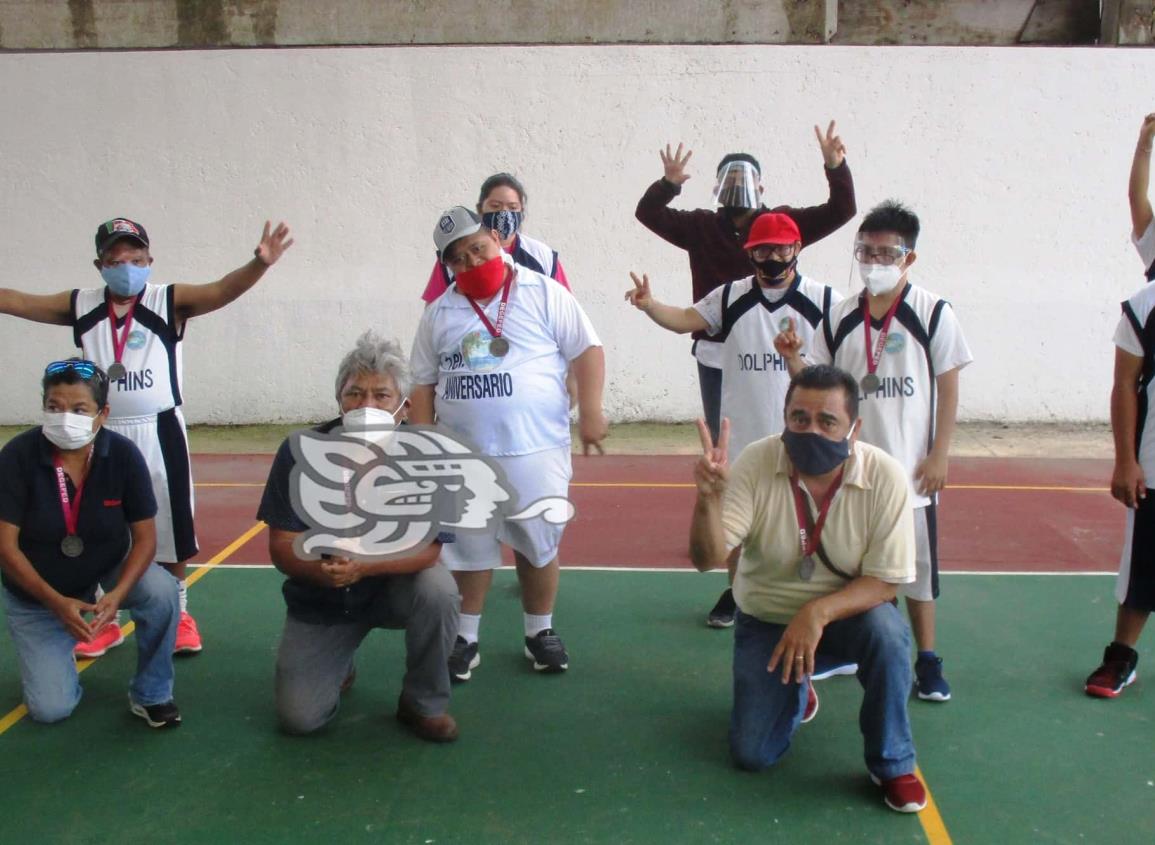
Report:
433,206,483,257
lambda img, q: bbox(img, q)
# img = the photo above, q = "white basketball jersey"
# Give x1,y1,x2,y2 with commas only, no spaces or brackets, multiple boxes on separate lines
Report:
1115,281,1155,478
694,274,841,461
72,283,185,419
808,282,972,507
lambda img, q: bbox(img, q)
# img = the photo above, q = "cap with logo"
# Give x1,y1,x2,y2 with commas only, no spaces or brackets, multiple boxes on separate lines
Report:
743,212,801,249
95,218,149,255
433,206,483,258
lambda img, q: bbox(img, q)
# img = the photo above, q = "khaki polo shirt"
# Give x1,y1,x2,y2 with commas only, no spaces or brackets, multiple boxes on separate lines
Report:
723,436,915,625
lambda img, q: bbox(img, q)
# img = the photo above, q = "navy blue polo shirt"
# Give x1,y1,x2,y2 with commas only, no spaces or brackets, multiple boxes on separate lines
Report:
0,426,157,604
257,419,453,625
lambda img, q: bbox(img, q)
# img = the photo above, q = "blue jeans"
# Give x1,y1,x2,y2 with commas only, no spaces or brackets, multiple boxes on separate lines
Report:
730,603,916,780
3,563,180,723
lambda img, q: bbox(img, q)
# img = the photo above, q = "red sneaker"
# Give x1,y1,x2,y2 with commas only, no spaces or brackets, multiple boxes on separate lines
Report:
801,681,819,724
871,772,927,813
74,622,125,658
174,612,203,654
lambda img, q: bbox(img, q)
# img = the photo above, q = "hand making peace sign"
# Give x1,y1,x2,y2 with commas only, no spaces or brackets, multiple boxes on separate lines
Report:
694,417,731,498
814,120,847,169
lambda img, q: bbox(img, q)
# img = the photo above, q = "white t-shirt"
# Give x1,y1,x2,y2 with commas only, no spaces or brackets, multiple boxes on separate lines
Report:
807,282,973,508
693,273,842,461
410,258,601,457
1114,282,1155,477
72,283,185,419
1133,219,1155,274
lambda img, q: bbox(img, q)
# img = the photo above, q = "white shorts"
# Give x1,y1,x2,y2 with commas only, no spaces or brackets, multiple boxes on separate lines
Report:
104,407,198,564
897,504,938,602
439,446,572,572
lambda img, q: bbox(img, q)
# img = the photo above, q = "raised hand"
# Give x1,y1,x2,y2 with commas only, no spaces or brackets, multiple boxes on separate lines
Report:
773,316,804,363
660,142,693,185
254,221,294,266
814,120,847,169
625,271,654,312
694,417,731,498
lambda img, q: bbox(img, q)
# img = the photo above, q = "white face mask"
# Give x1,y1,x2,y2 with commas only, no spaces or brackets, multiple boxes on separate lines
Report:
859,262,905,296
42,411,98,451
341,405,403,446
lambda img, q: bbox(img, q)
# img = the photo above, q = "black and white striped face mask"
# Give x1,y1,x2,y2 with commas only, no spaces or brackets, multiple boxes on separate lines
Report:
482,210,523,241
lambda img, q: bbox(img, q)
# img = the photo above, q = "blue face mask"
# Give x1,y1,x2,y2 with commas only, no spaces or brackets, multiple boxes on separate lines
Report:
100,262,151,297
482,210,523,242
781,429,851,476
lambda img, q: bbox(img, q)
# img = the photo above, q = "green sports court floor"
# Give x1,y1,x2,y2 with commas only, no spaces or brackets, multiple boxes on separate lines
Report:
0,569,1150,845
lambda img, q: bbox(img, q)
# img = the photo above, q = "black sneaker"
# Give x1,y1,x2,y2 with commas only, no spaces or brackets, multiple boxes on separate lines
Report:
1085,642,1139,698
524,629,569,673
129,697,181,729
914,654,952,702
707,588,736,628
448,636,480,683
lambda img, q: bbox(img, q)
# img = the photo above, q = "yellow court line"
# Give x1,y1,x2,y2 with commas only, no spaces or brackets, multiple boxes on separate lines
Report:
0,522,267,738
916,765,953,844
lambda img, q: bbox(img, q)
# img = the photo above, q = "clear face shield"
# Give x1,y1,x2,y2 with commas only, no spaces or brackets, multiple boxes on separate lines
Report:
712,161,761,210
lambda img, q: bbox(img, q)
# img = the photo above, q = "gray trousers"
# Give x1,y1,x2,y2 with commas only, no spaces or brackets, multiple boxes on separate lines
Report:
275,563,460,734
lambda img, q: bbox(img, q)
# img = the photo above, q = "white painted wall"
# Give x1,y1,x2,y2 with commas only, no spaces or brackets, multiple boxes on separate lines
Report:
0,45,1151,424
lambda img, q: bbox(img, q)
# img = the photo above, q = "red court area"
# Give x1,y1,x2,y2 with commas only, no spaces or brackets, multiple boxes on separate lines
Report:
190,454,1122,573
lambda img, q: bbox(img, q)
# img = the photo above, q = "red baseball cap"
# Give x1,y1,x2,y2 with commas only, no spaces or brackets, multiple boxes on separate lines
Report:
743,213,801,249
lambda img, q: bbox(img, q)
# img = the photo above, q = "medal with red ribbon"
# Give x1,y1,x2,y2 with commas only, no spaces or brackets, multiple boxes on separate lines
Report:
466,276,513,358
789,469,844,581
859,286,908,393
106,294,139,381
54,448,93,558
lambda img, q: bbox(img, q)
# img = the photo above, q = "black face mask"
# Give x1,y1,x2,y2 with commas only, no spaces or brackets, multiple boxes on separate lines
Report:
781,429,850,476
752,256,796,282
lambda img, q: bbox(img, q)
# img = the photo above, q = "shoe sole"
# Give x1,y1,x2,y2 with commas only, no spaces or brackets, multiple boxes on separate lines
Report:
74,634,125,659
451,653,481,682
1085,669,1137,698
706,617,735,629
174,643,203,654
812,664,858,681
868,774,927,813
524,647,568,672
916,690,951,702
129,702,181,729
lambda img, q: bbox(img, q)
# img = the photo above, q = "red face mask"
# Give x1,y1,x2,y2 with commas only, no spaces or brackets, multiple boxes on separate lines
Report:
455,255,507,299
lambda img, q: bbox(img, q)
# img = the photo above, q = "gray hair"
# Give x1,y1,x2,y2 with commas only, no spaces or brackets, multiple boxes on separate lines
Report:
334,330,412,403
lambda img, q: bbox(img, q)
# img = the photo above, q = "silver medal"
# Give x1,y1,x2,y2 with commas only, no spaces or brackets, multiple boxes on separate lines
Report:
107,362,127,380
799,555,815,581
489,337,510,358
861,372,881,393
61,535,84,558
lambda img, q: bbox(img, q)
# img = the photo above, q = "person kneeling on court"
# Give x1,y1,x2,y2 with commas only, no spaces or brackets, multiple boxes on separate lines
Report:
689,364,926,813
256,331,461,742
0,359,181,728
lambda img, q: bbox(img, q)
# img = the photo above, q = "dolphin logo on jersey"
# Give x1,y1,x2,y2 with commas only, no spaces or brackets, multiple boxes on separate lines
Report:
288,425,573,560
885,333,906,354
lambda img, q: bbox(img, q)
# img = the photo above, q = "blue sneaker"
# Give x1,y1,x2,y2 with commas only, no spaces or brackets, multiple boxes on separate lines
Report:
914,655,951,702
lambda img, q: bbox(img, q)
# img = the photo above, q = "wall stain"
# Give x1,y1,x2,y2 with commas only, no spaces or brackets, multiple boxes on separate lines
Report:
176,0,230,47
67,0,98,48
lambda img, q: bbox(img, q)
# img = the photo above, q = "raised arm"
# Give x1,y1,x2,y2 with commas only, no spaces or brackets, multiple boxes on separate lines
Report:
624,272,710,334
1130,114,1155,239
779,121,857,247
689,418,732,571
0,288,74,326
634,142,700,249
172,221,293,321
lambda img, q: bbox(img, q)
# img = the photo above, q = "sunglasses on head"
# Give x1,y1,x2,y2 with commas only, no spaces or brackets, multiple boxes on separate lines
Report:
45,360,102,380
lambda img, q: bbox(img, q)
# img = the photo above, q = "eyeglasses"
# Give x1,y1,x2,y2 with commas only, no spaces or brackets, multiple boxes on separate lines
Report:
750,244,795,261
45,360,102,380
853,244,910,265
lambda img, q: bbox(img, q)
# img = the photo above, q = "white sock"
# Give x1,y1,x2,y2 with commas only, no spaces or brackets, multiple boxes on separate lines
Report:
177,579,188,614
524,613,552,638
458,613,481,644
